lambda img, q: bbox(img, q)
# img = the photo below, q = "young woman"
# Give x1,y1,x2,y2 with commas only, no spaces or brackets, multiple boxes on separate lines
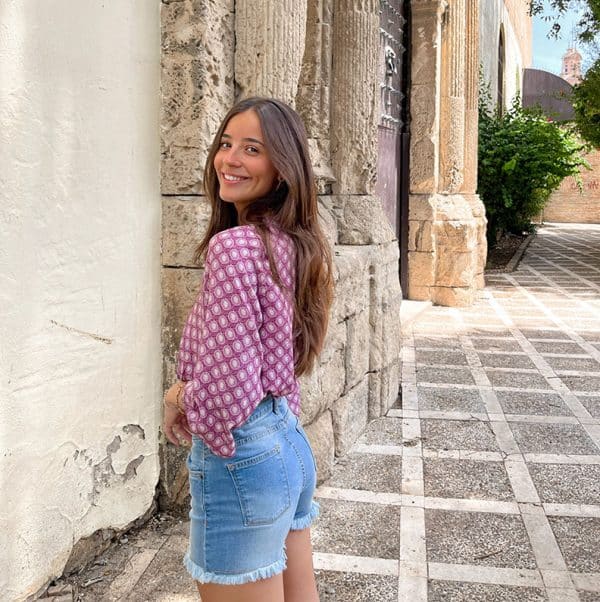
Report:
163,97,333,602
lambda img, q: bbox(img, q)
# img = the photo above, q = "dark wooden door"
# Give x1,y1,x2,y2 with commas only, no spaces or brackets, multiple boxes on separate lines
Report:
376,0,410,292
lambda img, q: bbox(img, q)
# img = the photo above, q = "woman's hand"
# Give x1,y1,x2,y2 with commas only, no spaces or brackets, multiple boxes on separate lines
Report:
163,381,193,447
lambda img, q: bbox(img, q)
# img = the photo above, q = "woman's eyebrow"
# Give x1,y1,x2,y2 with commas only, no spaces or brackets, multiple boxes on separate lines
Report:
220,133,265,146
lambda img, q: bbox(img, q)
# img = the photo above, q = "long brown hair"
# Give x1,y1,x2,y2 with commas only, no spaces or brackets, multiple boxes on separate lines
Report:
195,97,334,377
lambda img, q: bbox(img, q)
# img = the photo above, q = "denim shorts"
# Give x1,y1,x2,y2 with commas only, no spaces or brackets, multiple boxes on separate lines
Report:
183,395,319,585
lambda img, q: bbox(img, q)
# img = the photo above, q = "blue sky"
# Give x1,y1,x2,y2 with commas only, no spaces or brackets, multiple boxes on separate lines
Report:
532,2,592,74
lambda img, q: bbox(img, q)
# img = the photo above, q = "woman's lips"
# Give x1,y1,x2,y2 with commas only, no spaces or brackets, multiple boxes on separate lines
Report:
221,173,249,183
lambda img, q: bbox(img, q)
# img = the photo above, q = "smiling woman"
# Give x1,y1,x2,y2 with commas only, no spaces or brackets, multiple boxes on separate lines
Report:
162,97,333,602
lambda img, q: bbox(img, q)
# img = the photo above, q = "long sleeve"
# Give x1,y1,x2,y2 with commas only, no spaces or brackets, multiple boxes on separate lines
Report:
176,294,203,382
181,229,265,457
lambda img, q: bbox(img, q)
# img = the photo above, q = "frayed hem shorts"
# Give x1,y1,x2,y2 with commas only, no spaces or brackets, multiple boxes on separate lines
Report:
184,395,320,585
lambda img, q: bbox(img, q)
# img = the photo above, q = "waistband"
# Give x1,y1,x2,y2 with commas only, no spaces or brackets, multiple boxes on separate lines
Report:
243,394,289,426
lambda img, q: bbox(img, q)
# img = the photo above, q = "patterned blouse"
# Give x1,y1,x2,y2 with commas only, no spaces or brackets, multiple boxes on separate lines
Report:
176,224,300,457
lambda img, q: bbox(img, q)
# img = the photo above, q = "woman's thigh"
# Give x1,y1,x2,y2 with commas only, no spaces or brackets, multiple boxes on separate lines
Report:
197,574,284,602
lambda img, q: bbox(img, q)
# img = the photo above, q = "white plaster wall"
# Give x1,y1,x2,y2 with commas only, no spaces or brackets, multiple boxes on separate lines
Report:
0,2,161,599
479,0,528,110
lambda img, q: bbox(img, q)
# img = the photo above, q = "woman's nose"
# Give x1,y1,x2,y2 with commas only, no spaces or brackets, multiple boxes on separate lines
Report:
223,147,242,166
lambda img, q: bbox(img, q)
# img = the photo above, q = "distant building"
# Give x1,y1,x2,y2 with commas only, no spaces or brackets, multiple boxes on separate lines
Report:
561,47,583,85
523,68,575,121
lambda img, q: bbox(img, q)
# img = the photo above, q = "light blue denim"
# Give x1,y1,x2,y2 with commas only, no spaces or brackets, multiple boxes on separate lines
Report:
184,395,320,585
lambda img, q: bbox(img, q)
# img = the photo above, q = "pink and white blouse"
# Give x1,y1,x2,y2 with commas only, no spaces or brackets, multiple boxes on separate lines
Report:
176,224,300,457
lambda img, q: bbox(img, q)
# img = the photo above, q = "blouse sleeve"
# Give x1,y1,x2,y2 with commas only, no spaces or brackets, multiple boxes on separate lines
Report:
176,294,203,382
181,231,265,457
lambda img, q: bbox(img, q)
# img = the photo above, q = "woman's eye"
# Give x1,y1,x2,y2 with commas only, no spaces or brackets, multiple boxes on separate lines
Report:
219,141,231,149
246,146,259,154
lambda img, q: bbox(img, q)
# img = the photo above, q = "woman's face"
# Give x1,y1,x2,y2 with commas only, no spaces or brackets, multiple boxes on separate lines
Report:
213,110,278,214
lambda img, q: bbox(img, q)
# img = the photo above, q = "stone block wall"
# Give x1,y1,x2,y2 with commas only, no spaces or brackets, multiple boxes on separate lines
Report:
159,0,402,510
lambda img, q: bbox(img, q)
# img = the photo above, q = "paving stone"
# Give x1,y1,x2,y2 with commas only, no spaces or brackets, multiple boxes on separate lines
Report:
470,339,522,353
421,419,500,452
417,386,486,413
579,396,600,418
549,517,600,573
312,498,400,559
495,390,573,416
328,453,402,493
560,375,600,393
510,422,599,455
575,332,600,342
413,336,461,349
520,329,572,340
532,340,587,354
487,370,552,390
126,533,195,601
416,349,469,365
428,580,547,601
477,352,536,370
417,366,475,385
528,463,600,504
425,509,537,569
468,329,514,338
423,458,514,501
545,356,600,372
357,417,403,446
316,571,398,602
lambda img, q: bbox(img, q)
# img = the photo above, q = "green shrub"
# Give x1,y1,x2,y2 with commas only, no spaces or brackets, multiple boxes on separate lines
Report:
478,90,589,244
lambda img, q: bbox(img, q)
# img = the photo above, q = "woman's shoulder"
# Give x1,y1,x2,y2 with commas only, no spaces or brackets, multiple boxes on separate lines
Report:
208,225,264,251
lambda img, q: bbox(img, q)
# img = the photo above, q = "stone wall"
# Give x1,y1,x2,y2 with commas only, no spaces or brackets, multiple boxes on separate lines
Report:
542,149,600,224
160,0,402,509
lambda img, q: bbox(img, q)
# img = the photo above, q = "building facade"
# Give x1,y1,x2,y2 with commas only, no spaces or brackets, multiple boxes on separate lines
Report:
480,0,532,111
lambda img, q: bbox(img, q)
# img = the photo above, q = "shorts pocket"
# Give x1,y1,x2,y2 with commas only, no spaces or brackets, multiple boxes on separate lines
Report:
227,444,291,526
188,470,205,513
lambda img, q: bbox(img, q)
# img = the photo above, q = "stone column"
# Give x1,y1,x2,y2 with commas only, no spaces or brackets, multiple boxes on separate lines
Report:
330,0,378,196
462,0,487,289
409,0,447,195
235,0,307,104
462,0,479,194
296,0,335,192
439,0,466,193
407,0,446,301
327,0,395,245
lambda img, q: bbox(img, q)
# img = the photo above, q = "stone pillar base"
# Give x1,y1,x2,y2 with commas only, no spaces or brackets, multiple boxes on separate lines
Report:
407,192,487,306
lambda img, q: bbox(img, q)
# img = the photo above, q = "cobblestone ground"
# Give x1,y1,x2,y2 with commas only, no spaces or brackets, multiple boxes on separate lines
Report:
60,224,600,601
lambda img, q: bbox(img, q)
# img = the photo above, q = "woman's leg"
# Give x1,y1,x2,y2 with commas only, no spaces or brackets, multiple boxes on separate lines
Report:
283,528,319,602
197,573,284,602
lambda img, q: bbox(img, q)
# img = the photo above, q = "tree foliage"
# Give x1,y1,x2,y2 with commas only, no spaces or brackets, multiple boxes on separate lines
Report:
478,90,589,244
529,0,600,43
572,58,600,146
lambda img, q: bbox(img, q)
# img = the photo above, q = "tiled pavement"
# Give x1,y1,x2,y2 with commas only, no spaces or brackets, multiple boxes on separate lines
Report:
63,224,600,601
313,224,600,601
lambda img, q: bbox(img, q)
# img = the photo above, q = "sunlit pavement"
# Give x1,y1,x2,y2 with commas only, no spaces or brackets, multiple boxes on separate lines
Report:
61,224,600,601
